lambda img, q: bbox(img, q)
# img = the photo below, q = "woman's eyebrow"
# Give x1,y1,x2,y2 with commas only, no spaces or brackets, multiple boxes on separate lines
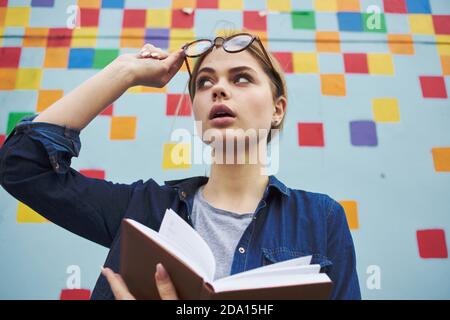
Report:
197,66,257,75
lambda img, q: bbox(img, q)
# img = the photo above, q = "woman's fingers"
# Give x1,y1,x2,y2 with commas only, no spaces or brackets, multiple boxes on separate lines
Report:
155,263,179,300
101,267,136,300
139,43,169,59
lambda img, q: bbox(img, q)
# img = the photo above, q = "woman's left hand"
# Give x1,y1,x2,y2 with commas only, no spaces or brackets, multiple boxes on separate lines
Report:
101,263,179,300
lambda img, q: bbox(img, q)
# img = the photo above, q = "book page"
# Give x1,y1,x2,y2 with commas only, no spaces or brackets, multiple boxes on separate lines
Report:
158,209,216,281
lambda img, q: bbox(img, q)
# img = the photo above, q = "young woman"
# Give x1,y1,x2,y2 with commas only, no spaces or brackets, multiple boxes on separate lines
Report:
0,32,361,300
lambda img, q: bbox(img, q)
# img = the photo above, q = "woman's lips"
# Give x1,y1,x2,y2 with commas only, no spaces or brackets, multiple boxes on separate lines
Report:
209,116,236,127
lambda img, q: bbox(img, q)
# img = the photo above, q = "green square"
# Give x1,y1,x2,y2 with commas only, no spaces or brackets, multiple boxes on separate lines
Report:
292,11,316,30
7,112,35,135
362,13,386,33
93,49,119,69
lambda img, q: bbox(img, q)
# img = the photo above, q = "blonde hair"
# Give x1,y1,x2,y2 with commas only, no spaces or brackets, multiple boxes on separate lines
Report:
187,30,288,143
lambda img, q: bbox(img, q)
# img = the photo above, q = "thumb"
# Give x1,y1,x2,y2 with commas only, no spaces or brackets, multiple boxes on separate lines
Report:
155,263,179,300
162,48,186,75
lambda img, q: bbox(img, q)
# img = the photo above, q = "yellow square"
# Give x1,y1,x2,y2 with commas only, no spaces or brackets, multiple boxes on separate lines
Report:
71,27,97,47
372,98,400,122
267,0,291,12
162,143,192,170
77,0,101,8
110,116,137,140
321,74,346,96
339,201,359,230
367,54,394,75
17,201,48,223
146,9,171,28
5,7,30,27
0,8,5,26
431,147,450,172
170,29,195,52
16,68,42,90
436,35,450,55
37,90,64,112
44,47,69,68
120,28,145,48
293,52,319,73
337,0,360,11
314,0,337,12
23,28,49,47
409,14,434,35
141,86,167,93
316,31,340,52
172,0,196,9
219,0,243,10
441,55,450,76
0,69,17,90
388,34,414,55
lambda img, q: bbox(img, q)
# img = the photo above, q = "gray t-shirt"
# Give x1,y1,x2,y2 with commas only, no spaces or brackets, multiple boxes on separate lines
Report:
191,185,254,281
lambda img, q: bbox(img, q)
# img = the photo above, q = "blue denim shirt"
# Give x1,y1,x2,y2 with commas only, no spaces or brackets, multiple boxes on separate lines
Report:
0,114,361,300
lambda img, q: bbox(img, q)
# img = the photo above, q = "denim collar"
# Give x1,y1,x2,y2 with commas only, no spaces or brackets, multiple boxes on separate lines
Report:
164,175,290,200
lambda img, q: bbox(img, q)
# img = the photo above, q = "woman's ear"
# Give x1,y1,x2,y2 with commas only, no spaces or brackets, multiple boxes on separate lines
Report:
272,96,287,125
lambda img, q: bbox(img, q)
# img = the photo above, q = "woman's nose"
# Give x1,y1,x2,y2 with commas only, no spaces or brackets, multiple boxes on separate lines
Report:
212,84,228,99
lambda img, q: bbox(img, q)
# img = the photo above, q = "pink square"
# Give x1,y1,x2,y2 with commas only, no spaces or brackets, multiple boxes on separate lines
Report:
47,28,72,47
244,11,267,31
123,9,146,28
272,52,293,73
383,0,407,13
171,9,195,28
80,8,99,27
420,76,448,98
196,0,218,8
297,123,325,147
417,229,448,259
344,53,369,74
0,47,21,68
433,15,450,35
166,94,192,116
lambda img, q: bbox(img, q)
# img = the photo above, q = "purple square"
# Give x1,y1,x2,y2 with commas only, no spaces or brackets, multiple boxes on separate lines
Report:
31,0,55,7
145,29,169,49
350,120,378,146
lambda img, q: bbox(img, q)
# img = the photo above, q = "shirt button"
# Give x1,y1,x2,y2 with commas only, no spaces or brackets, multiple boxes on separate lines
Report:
238,247,245,254
180,191,187,198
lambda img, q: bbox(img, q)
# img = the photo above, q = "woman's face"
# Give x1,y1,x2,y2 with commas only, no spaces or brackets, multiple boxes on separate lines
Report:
192,47,284,146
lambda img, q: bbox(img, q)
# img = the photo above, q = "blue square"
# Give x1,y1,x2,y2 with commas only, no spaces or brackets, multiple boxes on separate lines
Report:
337,12,363,32
68,48,95,69
406,0,431,13
145,29,170,49
19,47,45,68
102,0,125,8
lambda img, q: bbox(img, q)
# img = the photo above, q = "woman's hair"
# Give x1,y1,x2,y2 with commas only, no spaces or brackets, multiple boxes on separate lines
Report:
187,30,288,143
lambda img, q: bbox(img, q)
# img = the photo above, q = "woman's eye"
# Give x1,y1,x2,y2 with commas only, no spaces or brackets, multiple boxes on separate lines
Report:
235,74,251,84
197,78,212,88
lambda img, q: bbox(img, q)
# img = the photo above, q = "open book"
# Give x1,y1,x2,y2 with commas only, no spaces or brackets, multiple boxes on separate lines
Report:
120,209,333,300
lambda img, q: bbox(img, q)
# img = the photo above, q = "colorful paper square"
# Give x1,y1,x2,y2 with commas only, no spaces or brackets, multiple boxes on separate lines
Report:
17,201,48,223
339,200,359,230
350,120,378,146
272,52,293,73
7,112,35,135
0,47,21,67
171,8,195,28
316,31,340,52
166,94,192,116
293,52,319,73
321,74,346,96
433,15,450,35
37,90,63,112
343,53,368,73
146,9,171,28
297,123,325,147
68,48,95,68
337,12,363,32
110,116,137,140
244,11,267,31
367,54,394,75
292,11,316,30
15,68,42,89
419,76,447,98
372,98,400,122
383,0,407,13
162,143,192,169
409,14,435,34
417,229,448,258
44,47,69,68
123,9,146,28
431,147,450,172
93,49,119,69
406,0,431,14
388,34,414,55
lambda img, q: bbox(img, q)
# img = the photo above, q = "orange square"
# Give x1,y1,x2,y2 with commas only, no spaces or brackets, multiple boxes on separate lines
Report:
388,34,414,55
141,86,167,93
23,28,49,47
339,200,359,230
0,69,17,90
44,47,69,68
120,28,145,48
316,31,340,52
337,0,360,11
441,56,450,76
77,0,101,8
110,116,137,140
432,147,450,172
37,90,63,112
172,0,196,8
0,8,5,26
321,74,346,96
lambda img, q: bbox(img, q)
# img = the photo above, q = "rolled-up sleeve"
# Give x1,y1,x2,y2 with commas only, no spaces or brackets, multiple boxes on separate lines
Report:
326,198,362,300
0,114,142,248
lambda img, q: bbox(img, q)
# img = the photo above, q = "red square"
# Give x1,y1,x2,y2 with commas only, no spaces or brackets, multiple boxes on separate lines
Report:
344,53,369,74
383,0,407,13
123,9,146,28
297,123,325,147
244,11,267,31
47,28,72,47
0,47,21,67
60,289,91,300
419,76,448,98
167,94,192,116
433,15,450,35
80,8,99,27
197,0,218,8
80,169,105,179
100,104,114,116
171,9,195,28
272,52,293,73
417,229,448,259
0,134,5,148
0,0,7,7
